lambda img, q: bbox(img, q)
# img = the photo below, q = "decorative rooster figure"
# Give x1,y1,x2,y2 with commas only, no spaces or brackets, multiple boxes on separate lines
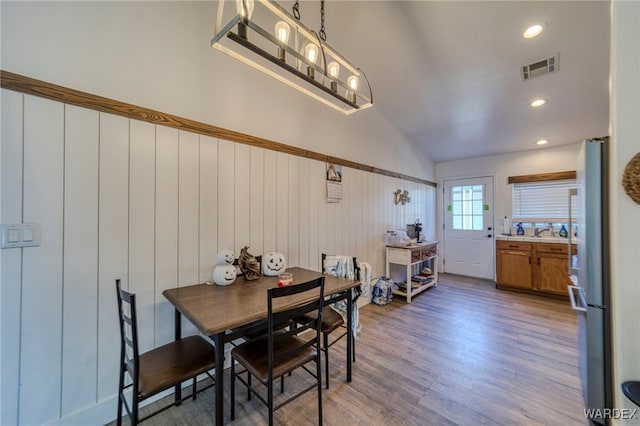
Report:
238,246,261,280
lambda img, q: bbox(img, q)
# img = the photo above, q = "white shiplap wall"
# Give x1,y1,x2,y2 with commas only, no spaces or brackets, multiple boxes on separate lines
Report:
0,90,435,425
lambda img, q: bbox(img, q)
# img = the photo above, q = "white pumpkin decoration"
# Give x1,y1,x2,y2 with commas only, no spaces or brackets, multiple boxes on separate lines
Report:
212,264,237,286
216,249,235,266
262,252,286,276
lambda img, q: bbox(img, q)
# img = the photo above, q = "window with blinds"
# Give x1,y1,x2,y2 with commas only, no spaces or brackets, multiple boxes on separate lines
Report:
512,179,577,222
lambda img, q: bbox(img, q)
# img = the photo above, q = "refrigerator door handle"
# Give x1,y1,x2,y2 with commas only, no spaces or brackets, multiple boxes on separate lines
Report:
587,303,607,310
568,285,587,314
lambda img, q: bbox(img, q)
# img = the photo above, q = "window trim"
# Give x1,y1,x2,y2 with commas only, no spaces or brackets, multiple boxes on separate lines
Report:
508,170,576,184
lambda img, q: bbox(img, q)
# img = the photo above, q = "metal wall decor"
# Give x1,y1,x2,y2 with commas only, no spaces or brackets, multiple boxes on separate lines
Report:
212,0,373,114
394,189,411,205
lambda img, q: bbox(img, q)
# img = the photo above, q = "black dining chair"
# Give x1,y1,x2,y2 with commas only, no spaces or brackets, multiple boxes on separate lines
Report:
230,277,325,426
115,279,216,425
296,254,361,388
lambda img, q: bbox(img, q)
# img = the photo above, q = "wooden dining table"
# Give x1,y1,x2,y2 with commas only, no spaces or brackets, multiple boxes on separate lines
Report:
162,267,359,425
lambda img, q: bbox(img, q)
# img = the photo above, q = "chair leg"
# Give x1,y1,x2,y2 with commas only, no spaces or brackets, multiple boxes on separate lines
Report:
248,373,252,401
192,377,197,401
353,334,356,362
117,369,124,426
131,393,139,426
268,376,274,426
280,375,285,393
230,360,236,421
316,349,323,425
323,332,330,389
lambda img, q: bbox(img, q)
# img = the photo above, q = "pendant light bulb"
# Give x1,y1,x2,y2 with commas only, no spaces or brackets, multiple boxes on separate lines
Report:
236,0,255,19
275,21,290,61
328,62,340,79
305,43,319,64
347,75,359,103
305,43,319,78
275,21,290,44
328,61,340,92
235,0,254,39
347,75,359,91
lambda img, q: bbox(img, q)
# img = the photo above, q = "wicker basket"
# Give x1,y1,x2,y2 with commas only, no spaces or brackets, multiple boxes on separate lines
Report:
622,152,640,205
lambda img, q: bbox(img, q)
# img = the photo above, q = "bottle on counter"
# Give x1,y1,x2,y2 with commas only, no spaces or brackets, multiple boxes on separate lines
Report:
559,224,568,238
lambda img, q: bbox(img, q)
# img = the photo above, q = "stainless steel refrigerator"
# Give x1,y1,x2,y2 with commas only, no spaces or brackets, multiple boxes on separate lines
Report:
568,137,612,425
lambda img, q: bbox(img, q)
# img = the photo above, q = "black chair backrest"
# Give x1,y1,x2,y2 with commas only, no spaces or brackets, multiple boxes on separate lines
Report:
321,253,361,281
267,277,325,366
116,279,140,384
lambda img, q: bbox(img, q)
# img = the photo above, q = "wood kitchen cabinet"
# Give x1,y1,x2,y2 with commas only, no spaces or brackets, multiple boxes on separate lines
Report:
496,241,532,290
496,240,575,297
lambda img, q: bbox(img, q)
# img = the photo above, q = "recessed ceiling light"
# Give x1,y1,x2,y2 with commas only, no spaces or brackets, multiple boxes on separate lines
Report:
530,98,547,107
536,139,549,145
523,24,544,39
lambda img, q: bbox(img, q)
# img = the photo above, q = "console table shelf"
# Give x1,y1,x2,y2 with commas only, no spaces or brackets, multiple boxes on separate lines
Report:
386,241,439,303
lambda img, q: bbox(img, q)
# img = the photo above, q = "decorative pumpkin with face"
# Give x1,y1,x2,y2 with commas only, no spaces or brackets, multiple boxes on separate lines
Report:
217,249,235,266
212,264,237,286
262,252,286,276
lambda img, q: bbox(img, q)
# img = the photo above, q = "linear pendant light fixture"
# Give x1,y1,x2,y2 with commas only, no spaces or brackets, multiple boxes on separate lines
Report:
211,0,373,115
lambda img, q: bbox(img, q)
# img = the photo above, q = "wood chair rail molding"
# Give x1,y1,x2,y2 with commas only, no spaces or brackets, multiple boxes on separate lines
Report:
0,70,436,187
508,170,577,184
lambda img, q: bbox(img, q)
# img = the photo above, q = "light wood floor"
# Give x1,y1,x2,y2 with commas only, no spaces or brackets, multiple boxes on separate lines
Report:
119,274,587,425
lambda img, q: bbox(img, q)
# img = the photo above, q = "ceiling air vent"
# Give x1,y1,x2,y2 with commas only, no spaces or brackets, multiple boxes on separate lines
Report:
521,54,559,81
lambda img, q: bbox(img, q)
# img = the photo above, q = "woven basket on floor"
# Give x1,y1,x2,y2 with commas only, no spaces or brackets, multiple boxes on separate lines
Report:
622,152,640,205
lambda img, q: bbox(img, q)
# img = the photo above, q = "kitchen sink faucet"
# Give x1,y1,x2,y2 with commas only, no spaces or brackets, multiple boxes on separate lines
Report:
534,227,551,237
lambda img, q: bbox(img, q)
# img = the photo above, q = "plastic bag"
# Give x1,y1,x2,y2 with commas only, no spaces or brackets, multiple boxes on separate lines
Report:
371,277,397,305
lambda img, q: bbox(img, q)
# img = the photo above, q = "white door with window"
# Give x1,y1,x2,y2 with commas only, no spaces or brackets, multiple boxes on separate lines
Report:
443,177,494,279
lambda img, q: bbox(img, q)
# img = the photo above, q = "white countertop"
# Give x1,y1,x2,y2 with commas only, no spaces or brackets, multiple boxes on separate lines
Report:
496,234,572,244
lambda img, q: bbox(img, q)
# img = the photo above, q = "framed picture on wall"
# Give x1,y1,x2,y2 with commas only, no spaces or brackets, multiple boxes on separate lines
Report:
326,163,342,182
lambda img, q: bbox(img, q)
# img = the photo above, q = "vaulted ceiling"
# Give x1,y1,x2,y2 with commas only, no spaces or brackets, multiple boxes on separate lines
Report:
322,1,610,162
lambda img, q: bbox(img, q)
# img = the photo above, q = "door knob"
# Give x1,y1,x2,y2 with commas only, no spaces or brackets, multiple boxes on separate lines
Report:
486,234,492,238
488,227,492,231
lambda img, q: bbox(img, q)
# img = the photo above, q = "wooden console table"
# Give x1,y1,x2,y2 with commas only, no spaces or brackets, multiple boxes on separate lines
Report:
386,241,439,303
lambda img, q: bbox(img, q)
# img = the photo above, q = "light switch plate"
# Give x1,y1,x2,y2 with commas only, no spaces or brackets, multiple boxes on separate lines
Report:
21,223,40,247
1,223,41,248
2,224,23,248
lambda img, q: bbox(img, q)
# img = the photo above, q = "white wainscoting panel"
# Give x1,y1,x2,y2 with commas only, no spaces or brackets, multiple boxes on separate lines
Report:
234,144,251,257
262,150,277,255
217,139,235,252
287,155,300,268
298,157,310,269
199,135,218,282
97,112,129,402
178,131,200,287
249,147,265,257
128,119,156,353
0,95,435,424
276,152,289,256
21,95,65,425
1,89,24,426
155,125,179,346
62,105,100,414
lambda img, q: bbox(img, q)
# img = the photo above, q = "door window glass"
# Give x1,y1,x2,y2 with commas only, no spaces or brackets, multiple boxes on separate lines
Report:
451,185,484,230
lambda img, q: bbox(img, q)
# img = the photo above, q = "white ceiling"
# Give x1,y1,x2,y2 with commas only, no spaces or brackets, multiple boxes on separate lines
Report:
323,1,611,163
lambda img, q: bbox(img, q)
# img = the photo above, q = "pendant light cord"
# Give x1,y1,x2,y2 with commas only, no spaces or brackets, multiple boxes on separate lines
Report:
293,1,300,20
319,0,327,41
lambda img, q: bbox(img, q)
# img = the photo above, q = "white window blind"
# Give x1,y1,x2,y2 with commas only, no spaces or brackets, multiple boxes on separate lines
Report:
512,179,577,222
